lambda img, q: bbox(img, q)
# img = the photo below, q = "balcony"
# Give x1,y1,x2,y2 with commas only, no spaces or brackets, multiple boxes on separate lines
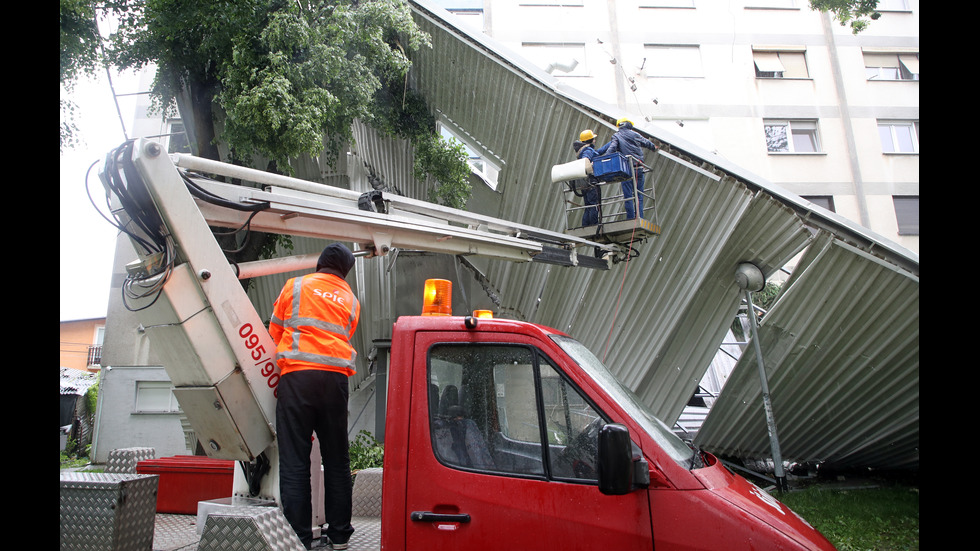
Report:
87,345,102,368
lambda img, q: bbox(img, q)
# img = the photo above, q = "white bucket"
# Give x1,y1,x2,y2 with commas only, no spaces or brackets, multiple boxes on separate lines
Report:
551,158,592,183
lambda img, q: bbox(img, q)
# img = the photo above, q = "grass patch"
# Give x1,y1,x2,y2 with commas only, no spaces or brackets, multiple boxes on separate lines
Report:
60,451,90,470
778,481,919,550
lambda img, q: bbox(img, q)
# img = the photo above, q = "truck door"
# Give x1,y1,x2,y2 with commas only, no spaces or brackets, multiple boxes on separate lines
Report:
405,333,653,550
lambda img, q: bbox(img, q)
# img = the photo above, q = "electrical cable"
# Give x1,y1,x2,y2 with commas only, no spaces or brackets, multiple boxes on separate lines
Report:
178,171,272,257
93,141,175,312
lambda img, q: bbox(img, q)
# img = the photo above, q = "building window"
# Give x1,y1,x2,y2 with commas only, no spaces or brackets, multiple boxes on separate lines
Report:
744,0,797,8
893,196,919,235
640,0,695,7
135,381,181,413
437,120,502,191
519,1,584,6
753,49,809,78
427,343,607,481
864,52,918,81
644,44,703,77
166,119,192,154
446,9,484,30
876,0,910,11
878,121,919,154
765,120,821,153
802,195,836,213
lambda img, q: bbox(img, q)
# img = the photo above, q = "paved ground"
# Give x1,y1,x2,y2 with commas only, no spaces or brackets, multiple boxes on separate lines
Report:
153,514,201,551
62,466,382,551
151,513,381,551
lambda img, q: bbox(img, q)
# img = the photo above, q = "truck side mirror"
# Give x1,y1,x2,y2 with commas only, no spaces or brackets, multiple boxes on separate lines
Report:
598,423,634,495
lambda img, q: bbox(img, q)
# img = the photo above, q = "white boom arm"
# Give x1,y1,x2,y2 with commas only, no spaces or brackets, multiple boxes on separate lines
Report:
98,139,612,502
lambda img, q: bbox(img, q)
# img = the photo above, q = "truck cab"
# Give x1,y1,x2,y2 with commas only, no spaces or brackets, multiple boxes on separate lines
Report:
380,300,834,550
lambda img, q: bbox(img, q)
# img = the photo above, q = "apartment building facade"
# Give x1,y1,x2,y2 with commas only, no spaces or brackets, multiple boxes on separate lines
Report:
434,0,918,254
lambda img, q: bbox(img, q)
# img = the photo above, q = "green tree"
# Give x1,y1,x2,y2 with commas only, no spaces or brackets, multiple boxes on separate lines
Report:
809,0,882,34
103,0,469,207
89,0,471,276
60,0,103,152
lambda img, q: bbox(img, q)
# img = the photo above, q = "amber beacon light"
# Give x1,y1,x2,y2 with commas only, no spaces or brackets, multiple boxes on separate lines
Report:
422,279,452,316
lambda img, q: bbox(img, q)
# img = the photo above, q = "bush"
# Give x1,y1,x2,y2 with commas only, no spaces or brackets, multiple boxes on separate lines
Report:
349,430,384,471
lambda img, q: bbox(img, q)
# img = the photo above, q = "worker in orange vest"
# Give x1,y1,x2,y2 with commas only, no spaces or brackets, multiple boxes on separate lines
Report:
271,243,360,550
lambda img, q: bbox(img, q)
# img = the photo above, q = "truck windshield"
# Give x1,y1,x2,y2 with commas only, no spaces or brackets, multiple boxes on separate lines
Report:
550,334,696,469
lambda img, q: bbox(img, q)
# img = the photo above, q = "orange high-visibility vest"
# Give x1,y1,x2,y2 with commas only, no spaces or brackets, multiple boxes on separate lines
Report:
269,272,360,377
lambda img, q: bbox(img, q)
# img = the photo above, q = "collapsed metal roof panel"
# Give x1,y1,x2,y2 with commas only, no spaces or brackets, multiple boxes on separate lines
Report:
330,1,920,469
405,2,814,417
693,233,919,470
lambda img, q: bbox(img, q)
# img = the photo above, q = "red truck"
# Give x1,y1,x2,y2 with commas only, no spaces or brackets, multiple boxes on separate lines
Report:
99,142,834,549
366,281,834,550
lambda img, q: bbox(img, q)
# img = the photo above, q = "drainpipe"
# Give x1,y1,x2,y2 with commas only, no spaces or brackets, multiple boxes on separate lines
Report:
735,263,787,492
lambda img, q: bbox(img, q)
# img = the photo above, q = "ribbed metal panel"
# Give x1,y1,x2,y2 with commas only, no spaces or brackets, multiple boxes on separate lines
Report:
407,0,916,470
694,233,919,470
230,1,917,470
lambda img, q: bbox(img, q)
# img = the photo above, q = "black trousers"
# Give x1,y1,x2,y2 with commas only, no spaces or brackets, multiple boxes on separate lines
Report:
277,370,354,548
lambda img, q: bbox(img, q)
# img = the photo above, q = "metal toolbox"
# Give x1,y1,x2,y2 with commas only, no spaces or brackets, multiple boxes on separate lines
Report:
136,455,234,514
60,472,159,551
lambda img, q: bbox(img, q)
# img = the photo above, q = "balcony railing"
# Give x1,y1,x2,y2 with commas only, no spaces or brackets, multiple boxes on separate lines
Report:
87,345,102,367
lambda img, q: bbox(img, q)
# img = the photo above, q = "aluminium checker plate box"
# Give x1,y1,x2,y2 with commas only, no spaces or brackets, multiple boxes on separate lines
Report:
60,472,159,551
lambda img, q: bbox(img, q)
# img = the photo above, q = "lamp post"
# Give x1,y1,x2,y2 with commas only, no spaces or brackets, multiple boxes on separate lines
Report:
735,263,787,492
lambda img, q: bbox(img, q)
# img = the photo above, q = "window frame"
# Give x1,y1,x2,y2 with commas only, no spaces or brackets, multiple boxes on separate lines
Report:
752,47,809,79
165,119,191,154
426,342,609,484
644,44,704,78
864,52,919,81
893,196,919,235
764,119,822,154
639,0,696,7
876,0,911,12
744,0,798,9
878,120,919,154
134,381,181,414
436,118,503,191
801,195,836,213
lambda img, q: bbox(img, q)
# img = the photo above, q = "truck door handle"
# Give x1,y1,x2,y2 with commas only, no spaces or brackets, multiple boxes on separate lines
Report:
410,511,471,523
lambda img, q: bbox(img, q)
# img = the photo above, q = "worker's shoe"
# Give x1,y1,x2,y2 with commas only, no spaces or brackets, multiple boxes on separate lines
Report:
318,535,348,550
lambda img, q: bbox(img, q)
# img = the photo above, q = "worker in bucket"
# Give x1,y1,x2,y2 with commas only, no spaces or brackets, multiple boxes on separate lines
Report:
271,243,360,550
572,129,603,226
599,118,658,220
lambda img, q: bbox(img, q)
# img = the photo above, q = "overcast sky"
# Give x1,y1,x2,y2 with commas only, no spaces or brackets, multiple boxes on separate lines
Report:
60,67,144,321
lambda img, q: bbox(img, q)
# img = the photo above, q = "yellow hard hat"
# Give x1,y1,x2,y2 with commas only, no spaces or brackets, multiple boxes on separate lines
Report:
616,117,634,127
580,129,596,142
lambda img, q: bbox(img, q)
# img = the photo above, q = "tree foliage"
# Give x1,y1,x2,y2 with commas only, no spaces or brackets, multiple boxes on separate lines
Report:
809,0,882,34
60,0,103,151
98,0,470,207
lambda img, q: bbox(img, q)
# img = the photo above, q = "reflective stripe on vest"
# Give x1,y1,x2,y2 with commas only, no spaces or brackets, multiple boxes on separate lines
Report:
275,274,359,375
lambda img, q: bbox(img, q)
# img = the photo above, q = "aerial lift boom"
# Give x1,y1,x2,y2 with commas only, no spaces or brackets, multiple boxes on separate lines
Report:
97,138,617,503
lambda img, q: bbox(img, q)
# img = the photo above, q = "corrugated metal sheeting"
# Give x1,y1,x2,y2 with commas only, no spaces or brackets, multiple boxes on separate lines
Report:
245,1,916,471
694,233,919,469
401,1,916,470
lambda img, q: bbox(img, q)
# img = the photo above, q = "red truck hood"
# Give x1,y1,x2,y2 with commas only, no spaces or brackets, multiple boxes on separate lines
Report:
692,455,836,550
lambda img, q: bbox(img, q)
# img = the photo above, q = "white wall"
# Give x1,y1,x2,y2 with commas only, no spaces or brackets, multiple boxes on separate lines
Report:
91,366,190,463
